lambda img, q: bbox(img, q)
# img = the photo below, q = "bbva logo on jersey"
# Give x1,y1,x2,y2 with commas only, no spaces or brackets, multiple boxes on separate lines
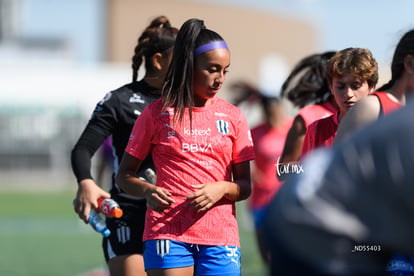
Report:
216,120,229,136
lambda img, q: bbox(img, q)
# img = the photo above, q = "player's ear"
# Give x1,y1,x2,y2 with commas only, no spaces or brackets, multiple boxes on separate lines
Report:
152,53,163,71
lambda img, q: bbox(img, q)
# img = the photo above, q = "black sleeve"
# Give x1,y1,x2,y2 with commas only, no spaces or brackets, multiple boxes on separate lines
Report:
71,126,107,183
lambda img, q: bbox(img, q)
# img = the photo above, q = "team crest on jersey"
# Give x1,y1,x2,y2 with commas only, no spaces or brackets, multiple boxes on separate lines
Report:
98,92,112,105
216,120,229,136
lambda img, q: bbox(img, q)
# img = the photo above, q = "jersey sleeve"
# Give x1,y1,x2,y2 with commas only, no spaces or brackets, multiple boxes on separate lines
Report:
87,91,120,137
71,91,118,182
125,105,154,160
232,110,255,164
71,127,107,182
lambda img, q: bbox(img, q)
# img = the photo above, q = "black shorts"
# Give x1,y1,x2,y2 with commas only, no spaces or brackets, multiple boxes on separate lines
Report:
102,194,147,262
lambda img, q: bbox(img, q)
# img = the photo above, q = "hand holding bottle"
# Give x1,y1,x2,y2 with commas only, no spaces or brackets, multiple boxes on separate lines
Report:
73,199,111,237
97,197,123,218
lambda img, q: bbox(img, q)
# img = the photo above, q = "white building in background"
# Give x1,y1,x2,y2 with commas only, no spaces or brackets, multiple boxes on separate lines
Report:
0,0,120,189
0,0,317,189
0,60,130,189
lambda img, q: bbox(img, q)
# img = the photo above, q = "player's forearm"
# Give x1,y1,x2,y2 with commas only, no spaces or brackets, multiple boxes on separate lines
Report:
223,179,251,202
116,171,153,197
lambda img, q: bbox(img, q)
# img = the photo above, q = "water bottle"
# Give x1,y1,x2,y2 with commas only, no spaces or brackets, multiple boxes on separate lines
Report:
87,209,111,237
97,197,123,218
73,199,111,237
145,168,157,184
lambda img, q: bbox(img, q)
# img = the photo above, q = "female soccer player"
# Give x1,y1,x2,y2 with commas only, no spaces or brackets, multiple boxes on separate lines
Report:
278,51,337,179
71,16,178,276
335,29,414,143
116,18,255,276
300,47,378,157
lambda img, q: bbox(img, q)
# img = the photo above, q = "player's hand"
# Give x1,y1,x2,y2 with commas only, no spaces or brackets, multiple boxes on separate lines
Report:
145,186,174,213
74,179,110,223
185,182,226,212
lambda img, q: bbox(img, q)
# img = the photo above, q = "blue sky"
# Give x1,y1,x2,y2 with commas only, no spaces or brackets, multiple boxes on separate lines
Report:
197,0,414,65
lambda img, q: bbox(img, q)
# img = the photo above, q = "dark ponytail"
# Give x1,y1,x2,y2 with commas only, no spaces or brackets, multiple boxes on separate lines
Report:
377,29,414,91
281,51,336,108
131,16,178,82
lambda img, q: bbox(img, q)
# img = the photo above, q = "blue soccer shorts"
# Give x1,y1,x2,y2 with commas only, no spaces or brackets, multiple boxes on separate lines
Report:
143,239,241,275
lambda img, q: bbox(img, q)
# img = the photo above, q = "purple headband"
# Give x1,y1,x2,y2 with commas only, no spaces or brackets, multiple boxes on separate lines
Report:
194,41,229,57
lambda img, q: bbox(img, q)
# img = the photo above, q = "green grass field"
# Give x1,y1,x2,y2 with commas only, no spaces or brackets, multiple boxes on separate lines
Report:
0,191,268,276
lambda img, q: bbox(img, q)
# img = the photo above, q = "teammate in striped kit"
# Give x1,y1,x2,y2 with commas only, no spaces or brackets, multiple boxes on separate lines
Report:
116,18,255,276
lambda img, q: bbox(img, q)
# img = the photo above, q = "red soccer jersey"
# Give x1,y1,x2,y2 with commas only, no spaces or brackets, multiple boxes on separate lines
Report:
301,113,339,158
298,101,337,127
249,118,293,210
371,91,403,116
125,97,255,247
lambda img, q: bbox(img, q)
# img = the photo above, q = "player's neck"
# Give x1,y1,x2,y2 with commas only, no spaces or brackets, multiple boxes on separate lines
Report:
144,75,163,91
